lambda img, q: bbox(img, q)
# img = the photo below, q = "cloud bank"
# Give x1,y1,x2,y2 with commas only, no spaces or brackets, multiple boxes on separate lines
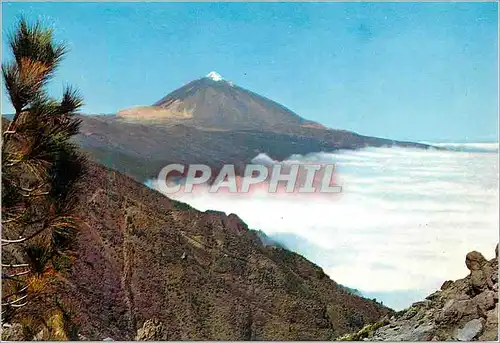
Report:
148,143,498,310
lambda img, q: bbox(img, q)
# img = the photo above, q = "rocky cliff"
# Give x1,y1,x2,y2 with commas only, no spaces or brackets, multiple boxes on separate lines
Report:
338,246,498,341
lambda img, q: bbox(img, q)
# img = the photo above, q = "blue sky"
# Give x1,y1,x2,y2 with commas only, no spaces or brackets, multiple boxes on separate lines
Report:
2,2,498,142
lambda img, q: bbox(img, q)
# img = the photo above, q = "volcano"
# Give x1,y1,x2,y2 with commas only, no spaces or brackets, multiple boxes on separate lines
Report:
117,72,324,133
77,73,433,183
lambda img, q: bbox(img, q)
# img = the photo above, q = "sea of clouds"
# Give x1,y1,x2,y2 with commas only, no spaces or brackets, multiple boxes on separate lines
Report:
147,143,499,310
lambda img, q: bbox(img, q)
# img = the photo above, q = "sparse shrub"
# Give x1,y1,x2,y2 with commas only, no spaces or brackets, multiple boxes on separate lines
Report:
337,318,389,341
173,200,193,211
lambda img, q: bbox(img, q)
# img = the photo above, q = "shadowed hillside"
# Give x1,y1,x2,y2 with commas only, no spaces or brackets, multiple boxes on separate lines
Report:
76,113,434,184
57,161,392,340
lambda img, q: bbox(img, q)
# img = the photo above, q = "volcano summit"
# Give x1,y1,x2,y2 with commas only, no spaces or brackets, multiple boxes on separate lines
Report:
117,72,324,132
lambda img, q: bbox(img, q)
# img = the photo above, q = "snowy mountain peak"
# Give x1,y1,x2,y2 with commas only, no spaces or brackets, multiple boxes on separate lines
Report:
206,71,223,81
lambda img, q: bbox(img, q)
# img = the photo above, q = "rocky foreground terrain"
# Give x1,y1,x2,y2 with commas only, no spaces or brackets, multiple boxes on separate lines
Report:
338,246,499,341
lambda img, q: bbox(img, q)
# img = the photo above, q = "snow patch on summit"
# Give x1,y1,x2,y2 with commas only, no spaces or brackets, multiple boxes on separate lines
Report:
206,71,223,81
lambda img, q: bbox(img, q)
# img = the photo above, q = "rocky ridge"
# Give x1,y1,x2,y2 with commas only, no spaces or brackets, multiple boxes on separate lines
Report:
339,246,499,341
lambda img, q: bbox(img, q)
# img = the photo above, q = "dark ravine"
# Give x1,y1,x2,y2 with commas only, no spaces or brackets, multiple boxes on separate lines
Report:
55,161,392,340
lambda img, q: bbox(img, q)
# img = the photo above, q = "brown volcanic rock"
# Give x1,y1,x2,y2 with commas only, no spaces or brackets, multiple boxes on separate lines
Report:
135,319,168,340
465,251,488,271
62,162,391,340
340,247,499,341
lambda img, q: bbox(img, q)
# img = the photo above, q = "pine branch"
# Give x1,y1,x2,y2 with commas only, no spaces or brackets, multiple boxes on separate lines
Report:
2,18,86,331
2,294,28,306
2,263,30,268
2,221,48,246
2,285,29,300
2,270,30,278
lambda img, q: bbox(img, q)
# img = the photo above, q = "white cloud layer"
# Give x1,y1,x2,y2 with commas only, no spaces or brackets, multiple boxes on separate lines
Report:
147,143,499,310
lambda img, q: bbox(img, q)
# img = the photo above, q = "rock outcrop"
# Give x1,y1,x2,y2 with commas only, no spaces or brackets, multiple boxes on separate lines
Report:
135,319,168,341
339,245,498,341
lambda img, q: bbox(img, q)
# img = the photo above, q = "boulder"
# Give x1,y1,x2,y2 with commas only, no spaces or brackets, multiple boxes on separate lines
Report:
455,318,484,341
465,251,487,271
437,296,482,324
441,280,454,290
479,303,499,341
135,319,167,341
469,265,495,294
474,290,496,312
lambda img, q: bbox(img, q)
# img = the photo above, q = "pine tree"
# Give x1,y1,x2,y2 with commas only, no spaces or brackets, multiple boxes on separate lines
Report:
1,18,86,339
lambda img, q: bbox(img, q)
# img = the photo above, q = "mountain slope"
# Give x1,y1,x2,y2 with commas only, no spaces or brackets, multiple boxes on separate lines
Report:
76,114,433,183
118,72,324,132
60,161,392,340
